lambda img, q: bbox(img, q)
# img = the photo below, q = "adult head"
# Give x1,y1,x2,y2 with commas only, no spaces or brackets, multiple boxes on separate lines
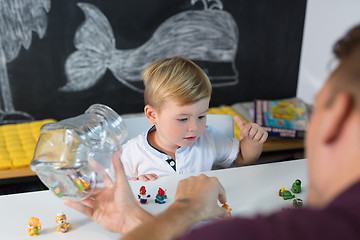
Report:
306,25,360,208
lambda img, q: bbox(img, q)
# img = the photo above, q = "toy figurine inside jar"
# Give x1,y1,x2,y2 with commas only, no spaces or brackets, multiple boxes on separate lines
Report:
30,104,127,201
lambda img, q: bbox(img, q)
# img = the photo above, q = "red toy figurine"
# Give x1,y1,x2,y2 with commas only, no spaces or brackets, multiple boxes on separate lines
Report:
155,188,168,204
138,186,151,205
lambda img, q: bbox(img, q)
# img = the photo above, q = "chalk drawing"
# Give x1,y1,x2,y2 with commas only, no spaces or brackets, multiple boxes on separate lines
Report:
62,0,239,93
0,0,51,123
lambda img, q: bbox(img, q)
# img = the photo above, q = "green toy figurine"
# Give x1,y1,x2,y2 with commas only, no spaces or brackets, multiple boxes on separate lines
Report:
293,198,303,208
291,179,302,194
279,187,295,200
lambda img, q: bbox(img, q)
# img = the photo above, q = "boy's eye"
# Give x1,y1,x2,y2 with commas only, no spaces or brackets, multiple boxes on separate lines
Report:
198,115,206,119
177,118,187,122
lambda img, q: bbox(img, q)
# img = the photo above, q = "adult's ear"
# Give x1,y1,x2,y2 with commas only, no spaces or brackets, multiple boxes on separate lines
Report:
144,105,157,125
323,92,353,144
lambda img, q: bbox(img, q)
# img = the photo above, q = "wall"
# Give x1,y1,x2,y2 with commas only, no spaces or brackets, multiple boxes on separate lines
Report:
297,0,360,104
0,0,306,123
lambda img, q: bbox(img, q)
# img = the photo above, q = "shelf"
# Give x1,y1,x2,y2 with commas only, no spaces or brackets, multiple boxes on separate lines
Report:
0,167,36,180
263,137,304,152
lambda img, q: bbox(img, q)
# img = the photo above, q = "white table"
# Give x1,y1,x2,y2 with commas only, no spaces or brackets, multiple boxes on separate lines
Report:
0,159,308,239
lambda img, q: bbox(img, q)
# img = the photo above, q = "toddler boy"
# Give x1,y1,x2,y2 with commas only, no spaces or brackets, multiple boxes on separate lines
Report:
121,57,268,181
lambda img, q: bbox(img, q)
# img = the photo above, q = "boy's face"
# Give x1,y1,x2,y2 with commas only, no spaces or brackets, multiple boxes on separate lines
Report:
153,98,210,151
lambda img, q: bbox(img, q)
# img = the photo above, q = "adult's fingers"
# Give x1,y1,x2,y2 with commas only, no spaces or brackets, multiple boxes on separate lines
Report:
212,179,228,218
80,197,96,208
216,180,227,204
199,176,228,219
63,199,94,219
112,151,130,186
214,205,228,218
90,160,113,187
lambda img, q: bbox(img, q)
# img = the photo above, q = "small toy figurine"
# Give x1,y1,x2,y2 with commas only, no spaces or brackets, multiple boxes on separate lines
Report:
155,188,168,204
75,177,91,192
72,172,92,192
222,203,232,220
55,212,70,233
28,217,41,236
293,198,303,208
279,187,295,200
138,186,151,205
291,179,302,194
278,187,285,196
52,182,65,198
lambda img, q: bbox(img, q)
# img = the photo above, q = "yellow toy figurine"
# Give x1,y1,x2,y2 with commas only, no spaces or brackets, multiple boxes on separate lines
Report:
222,203,232,220
55,212,70,233
28,217,41,236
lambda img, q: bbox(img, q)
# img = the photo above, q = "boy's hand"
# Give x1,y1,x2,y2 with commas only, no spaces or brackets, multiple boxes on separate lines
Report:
234,115,268,143
131,173,158,182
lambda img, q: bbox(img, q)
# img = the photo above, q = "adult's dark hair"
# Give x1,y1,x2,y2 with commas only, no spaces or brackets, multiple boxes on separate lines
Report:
333,24,360,58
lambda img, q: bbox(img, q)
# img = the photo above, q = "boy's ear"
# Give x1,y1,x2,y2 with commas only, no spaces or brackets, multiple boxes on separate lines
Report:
322,92,353,144
144,105,157,125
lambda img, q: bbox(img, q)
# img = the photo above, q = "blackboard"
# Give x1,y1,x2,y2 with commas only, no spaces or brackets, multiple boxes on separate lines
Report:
1,0,307,123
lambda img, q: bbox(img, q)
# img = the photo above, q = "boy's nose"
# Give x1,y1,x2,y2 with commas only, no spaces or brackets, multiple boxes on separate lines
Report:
187,120,198,132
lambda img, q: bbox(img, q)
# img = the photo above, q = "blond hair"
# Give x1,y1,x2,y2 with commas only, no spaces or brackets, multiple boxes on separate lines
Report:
142,57,212,110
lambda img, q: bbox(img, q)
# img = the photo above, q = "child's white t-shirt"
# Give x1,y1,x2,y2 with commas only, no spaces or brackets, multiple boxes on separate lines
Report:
120,125,240,179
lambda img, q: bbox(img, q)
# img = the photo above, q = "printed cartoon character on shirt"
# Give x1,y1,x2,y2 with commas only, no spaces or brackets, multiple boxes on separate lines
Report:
155,188,168,204
28,217,41,236
55,212,70,233
138,186,151,205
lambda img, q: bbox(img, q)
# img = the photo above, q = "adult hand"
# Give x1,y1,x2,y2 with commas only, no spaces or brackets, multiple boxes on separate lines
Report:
64,152,151,234
172,174,227,222
234,115,268,142
122,174,228,240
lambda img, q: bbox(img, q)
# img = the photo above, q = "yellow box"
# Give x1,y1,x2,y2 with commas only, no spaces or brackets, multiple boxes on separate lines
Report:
12,156,31,168
0,119,56,169
0,158,12,169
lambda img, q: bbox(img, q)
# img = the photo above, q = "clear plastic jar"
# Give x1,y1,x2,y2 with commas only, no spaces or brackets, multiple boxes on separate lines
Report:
30,104,127,201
